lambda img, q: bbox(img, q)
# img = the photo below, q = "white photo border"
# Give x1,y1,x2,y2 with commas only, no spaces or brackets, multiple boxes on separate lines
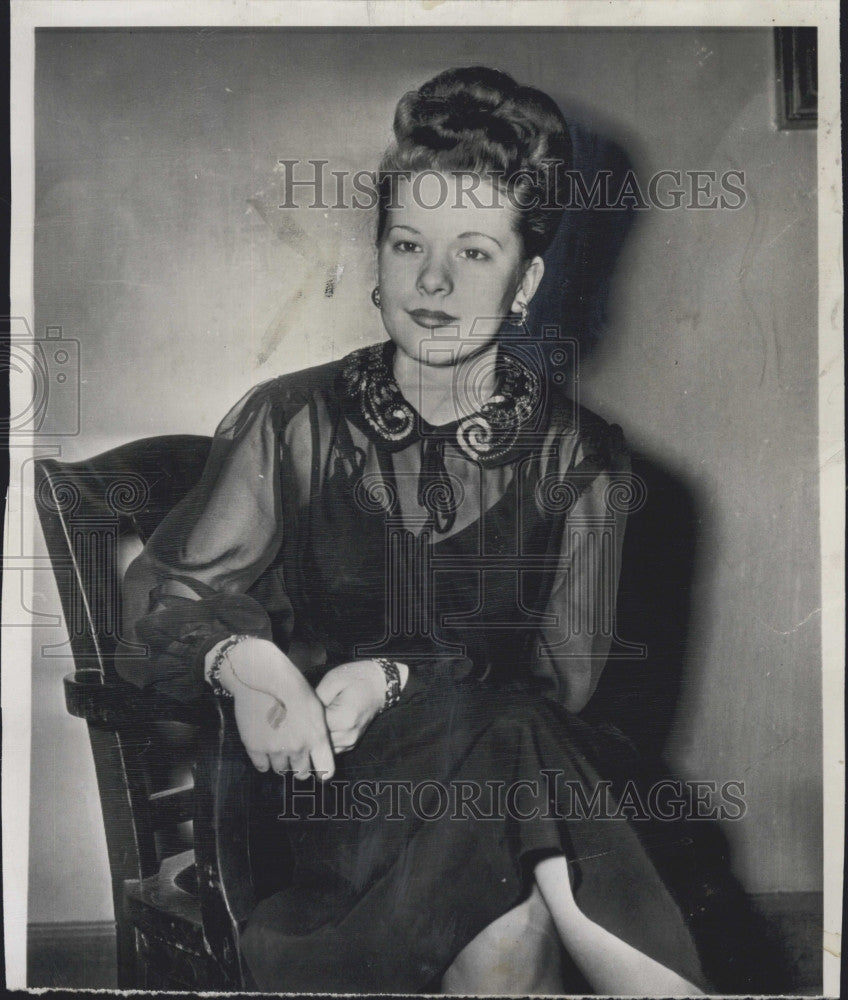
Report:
6,1,843,994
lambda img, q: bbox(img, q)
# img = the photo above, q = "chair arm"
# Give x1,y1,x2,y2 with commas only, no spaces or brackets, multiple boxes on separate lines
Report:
64,669,198,728
193,696,256,987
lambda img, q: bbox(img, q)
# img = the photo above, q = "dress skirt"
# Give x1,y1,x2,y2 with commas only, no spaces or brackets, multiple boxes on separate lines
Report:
240,676,708,993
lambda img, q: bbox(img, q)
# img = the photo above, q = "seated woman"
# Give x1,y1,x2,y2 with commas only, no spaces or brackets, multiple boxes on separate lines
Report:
120,66,709,994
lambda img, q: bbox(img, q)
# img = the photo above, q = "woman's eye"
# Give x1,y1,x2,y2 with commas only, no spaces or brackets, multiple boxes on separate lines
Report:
459,247,490,261
393,240,422,253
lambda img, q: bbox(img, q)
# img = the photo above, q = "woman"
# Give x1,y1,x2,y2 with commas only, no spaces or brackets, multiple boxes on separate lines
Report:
120,66,708,994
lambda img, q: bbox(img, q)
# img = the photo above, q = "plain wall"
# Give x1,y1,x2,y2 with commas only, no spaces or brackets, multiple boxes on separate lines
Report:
28,27,819,924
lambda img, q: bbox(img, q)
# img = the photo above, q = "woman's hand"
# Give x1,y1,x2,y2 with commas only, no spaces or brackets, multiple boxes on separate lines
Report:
211,637,335,779
315,660,393,754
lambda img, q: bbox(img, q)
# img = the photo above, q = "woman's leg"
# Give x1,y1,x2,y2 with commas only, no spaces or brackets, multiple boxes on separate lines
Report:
534,856,705,997
441,887,565,995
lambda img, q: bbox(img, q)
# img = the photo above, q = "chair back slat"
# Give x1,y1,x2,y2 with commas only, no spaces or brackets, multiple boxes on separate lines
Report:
149,785,195,829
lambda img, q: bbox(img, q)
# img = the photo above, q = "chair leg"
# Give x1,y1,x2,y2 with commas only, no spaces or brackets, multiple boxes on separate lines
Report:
115,920,140,989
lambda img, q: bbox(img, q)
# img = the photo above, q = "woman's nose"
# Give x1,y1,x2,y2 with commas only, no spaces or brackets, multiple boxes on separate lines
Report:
416,257,452,296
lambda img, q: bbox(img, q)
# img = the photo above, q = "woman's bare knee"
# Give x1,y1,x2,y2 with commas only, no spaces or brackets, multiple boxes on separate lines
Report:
441,890,562,995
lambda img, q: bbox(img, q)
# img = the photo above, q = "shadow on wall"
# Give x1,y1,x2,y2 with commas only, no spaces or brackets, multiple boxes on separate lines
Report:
532,119,810,995
529,121,638,376
590,452,698,758
583,451,802,993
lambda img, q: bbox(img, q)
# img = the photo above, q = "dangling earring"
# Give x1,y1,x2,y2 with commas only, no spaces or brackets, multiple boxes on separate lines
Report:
371,286,381,308
509,301,528,325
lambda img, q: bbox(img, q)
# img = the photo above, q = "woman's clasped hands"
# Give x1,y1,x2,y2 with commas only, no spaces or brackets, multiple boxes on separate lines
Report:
209,638,406,779
316,659,401,754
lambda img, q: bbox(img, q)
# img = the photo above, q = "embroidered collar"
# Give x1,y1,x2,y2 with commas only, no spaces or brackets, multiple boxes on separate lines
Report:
337,341,544,466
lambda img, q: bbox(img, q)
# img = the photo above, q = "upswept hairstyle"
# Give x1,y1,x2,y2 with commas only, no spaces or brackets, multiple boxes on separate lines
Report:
376,66,572,259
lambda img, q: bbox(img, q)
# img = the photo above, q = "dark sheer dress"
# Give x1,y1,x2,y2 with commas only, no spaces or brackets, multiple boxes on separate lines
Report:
120,341,707,992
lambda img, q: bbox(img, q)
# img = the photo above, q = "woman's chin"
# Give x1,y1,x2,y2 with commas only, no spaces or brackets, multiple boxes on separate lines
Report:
387,329,499,368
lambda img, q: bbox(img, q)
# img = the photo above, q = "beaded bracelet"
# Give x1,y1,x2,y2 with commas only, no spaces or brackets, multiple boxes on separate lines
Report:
374,658,402,712
206,634,248,698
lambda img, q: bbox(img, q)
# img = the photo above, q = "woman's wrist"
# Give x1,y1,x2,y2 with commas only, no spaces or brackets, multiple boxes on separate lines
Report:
205,635,245,697
205,635,301,699
372,658,409,710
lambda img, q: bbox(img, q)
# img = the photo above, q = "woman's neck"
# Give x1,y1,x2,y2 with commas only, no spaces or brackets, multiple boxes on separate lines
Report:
392,342,499,427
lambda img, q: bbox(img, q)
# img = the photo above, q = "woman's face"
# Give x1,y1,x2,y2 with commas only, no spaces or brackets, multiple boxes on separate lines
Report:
377,172,544,367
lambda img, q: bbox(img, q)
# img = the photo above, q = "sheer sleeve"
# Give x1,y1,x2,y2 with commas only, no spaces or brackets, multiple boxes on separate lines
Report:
118,380,293,705
531,422,631,714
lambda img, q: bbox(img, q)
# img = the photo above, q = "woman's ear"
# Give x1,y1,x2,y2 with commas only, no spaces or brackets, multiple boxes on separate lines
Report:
511,256,545,314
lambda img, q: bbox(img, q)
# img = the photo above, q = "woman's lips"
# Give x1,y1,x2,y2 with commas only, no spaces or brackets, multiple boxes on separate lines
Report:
407,308,459,329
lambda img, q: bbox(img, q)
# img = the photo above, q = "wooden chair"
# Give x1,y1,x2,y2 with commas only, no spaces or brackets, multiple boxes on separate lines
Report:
35,436,256,990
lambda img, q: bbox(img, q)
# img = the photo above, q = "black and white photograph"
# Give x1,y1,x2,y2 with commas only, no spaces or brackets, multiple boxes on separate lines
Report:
4,1,843,995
